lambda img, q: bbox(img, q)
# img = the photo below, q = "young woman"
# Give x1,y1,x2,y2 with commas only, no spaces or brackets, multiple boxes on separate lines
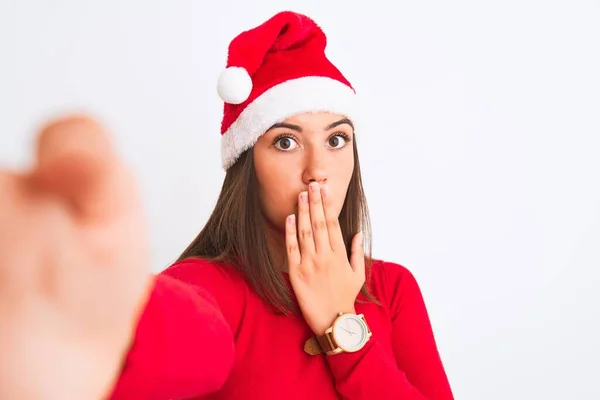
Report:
0,11,454,400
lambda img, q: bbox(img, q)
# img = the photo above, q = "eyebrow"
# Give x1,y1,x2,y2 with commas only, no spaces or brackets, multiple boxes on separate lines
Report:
267,117,354,132
326,118,354,131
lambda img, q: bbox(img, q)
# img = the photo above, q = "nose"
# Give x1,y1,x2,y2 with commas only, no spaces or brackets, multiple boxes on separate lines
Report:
302,149,328,186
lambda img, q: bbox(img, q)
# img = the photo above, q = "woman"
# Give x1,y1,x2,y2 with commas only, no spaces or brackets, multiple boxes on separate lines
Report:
0,11,453,400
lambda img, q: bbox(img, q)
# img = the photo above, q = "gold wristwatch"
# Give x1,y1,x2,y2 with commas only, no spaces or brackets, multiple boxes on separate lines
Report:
304,312,372,356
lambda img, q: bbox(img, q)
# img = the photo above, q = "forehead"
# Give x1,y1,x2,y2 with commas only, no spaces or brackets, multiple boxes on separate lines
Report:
281,112,349,129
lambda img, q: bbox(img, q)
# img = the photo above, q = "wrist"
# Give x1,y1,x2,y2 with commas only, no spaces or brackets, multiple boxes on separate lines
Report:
310,307,357,335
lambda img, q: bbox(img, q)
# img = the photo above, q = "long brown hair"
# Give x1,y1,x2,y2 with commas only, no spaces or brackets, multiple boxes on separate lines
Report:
177,139,377,314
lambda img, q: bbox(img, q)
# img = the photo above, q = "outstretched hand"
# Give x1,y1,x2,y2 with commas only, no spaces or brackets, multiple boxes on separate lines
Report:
0,116,152,400
286,182,365,335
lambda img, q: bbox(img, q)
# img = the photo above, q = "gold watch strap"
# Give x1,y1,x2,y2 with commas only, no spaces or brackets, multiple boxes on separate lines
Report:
317,331,338,354
303,336,323,355
304,331,338,356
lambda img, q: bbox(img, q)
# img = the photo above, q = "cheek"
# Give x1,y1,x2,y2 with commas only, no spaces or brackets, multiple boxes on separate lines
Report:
329,155,354,211
255,163,298,223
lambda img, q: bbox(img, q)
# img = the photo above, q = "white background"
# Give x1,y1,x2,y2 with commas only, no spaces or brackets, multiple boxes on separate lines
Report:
2,1,599,398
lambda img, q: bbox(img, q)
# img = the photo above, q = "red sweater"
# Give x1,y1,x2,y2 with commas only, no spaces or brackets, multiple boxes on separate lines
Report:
108,258,454,400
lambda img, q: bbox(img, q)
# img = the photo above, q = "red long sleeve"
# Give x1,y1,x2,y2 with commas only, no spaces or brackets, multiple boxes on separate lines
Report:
106,258,452,399
324,262,454,399
108,270,235,400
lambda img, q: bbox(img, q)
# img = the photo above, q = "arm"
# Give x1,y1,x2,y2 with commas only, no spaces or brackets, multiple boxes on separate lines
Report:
108,265,236,400
324,264,454,400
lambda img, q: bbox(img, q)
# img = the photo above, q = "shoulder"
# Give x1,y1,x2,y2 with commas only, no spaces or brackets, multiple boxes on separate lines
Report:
160,257,246,289
158,257,249,330
367,258,426,316
369,258,421,288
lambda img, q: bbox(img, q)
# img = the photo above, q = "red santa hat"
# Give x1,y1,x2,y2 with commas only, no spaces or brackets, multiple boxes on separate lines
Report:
217,11,359,170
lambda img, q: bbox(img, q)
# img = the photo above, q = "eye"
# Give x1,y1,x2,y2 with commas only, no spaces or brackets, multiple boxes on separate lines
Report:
273,135,299,151
326,133,351,149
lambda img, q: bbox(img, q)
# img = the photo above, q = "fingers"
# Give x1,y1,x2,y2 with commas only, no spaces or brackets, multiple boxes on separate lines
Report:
349,231,365,278
0,172,25,215
297,183,345,255
321,184,346,253
32,115,139,221
0,173,25,290
285,214,301,271
296,191,316,255
307,182,330,252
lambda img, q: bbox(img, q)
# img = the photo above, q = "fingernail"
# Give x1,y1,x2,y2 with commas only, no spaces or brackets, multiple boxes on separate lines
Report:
300,192,308,203
288,214,296,225
321,184,328,197
310,182,319,193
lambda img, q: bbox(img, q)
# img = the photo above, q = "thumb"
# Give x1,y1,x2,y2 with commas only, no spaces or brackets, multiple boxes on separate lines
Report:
32,115,139,221
349,231,365,279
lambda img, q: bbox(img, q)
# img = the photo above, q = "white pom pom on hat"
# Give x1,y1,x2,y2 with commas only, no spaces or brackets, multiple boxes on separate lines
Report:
217,66,253,104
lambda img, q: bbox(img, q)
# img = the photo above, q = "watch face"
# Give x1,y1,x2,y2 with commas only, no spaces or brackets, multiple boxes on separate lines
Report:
332,314,368,351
